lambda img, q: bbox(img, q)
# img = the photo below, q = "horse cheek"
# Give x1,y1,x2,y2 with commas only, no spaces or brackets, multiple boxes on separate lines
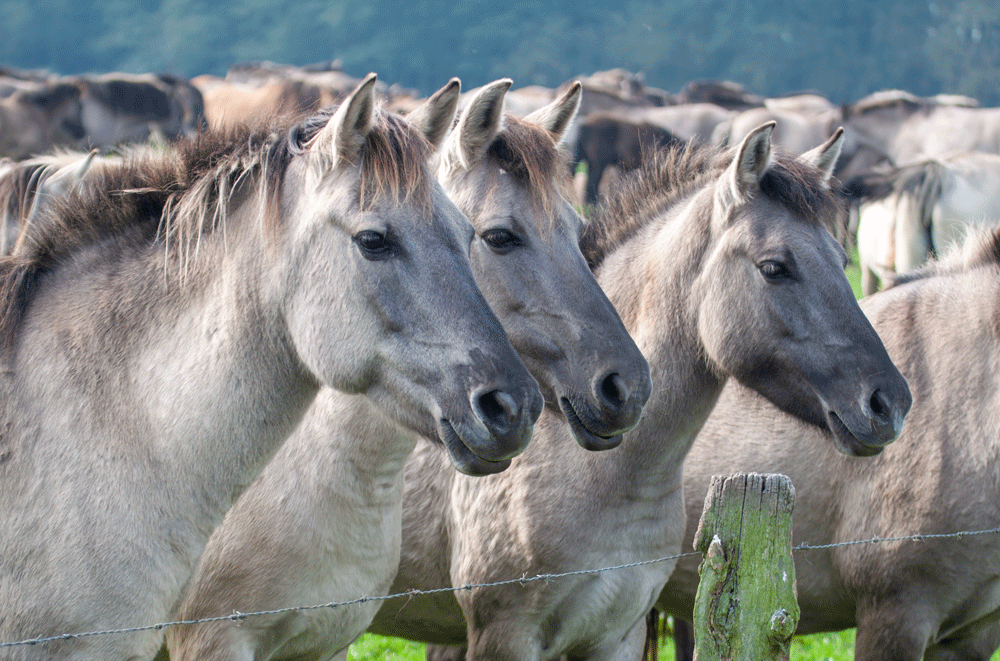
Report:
284,260,380,395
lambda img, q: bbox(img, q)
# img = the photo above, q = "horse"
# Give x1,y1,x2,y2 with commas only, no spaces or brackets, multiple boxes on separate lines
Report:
192,63,385,132
0,79,86,159
68,72,206,148
162,77,653,661
663,227,1000,661
851,150,1000,294
0,73,543,661
574,111,681,205
0,149,110,255
633,103,735,145
370,125,912,661
674,79,764,110
843,90,1000,166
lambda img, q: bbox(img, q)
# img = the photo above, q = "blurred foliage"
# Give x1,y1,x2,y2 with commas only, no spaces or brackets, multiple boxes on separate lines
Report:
2,0,998,104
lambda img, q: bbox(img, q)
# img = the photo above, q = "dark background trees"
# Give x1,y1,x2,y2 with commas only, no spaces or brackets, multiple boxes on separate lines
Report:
2,0,997,104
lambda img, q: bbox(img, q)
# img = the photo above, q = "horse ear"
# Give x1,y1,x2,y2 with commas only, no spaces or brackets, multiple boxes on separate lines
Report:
310,72,378,164
800,127,844,183
725,121,775,196
444,78,511,170
523,81,582,144
715,122,774,216
405,78,461,149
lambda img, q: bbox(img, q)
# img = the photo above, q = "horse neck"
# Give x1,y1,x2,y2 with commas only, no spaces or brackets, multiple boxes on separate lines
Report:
285,388,420,509
15,204,319,534
592,192,728,487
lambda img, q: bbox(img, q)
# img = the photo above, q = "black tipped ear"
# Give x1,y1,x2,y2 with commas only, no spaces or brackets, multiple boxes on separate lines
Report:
310,72,378,164
405,78,461,149
800,127,845,183
730,122,775,194
444,78,511,170
715,122,775,216
524,81,581,144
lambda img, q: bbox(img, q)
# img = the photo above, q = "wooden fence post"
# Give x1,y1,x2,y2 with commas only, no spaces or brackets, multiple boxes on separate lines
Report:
691,473,797,661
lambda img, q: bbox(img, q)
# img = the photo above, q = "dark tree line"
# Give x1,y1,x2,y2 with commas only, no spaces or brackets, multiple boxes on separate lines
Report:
3,0,998,105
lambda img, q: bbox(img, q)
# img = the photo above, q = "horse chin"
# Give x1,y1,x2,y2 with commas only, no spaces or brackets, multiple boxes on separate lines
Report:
826,411,886,458
436,419,513,476
558,397,624,451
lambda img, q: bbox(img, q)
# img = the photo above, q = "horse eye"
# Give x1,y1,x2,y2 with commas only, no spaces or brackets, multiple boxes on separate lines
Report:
759,260,791,280
355,230,392,258
482,229,521,252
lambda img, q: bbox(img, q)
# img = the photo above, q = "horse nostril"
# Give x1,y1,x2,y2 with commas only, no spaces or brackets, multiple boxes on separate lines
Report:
598,373,628,410
476,390,517,431
869,389,890,420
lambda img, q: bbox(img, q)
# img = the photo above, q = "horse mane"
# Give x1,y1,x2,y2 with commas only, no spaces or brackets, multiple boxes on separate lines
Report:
885,227,1000,289
848,90,929,116
581,141,841,268
0,150,97,231
0,104,432,359
478,114,574,227
844,159,946,212
0,158,48,235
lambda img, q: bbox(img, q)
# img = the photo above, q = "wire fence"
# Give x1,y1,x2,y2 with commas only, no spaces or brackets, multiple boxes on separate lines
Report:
4,524,1000,650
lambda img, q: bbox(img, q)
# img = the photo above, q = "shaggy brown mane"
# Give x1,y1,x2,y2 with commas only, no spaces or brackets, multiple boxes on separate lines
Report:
0,103,432,360
484,114,574,225
581,141,841,268
292,105,432,212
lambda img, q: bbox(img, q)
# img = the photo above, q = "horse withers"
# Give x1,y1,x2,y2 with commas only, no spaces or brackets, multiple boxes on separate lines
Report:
164,79,652,661
0,74,541,661
371,125,911,661
664,228,1000,661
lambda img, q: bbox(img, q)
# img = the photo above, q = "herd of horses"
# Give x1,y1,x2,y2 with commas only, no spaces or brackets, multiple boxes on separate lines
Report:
0,63,999,661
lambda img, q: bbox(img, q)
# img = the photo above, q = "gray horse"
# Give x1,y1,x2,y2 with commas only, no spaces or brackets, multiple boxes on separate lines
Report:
164,79,652,661
0,74,541,661
664,227,1000,661
370,126,912,661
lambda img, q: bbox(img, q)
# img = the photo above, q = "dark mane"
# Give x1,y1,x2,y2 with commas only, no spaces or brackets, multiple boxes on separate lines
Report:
581,141,841,268
483,114,573,224
1,103,432,359
844,159,945,203
847,90,930,117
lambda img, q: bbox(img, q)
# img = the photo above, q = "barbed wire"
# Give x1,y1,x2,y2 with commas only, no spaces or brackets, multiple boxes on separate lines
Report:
4,523,1000,650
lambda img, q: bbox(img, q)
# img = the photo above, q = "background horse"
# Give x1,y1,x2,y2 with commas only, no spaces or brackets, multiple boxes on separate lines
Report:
369,126,911,661
843,90,1000,166
573,111,681,205
0,74,541,660
663,227,1000,661
851,150,1000,293
164,78,652,661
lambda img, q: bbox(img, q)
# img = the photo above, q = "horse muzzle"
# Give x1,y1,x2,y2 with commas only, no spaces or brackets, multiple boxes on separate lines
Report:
436,384,542,476
557,367,652,451
826,384,912,457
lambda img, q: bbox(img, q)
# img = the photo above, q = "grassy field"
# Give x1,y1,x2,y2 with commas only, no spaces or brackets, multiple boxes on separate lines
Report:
344,255,876,660
346,625,859,660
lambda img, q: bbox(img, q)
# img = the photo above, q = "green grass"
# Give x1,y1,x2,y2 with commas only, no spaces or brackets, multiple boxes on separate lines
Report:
345,251,888,661
846,245,865,301
347,633,425,660
348,628,860,660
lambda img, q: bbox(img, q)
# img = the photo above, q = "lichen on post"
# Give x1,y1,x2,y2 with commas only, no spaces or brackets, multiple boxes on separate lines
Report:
691,473,798,660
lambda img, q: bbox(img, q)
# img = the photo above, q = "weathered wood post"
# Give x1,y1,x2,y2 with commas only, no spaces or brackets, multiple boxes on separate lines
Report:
691,473,797,661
